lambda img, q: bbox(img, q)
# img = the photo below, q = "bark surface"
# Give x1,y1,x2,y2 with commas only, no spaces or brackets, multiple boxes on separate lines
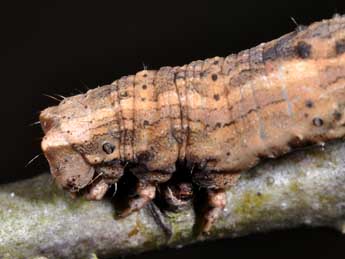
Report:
1,140,345,259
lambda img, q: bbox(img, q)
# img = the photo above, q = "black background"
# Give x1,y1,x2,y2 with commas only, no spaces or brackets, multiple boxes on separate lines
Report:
2,1,345,258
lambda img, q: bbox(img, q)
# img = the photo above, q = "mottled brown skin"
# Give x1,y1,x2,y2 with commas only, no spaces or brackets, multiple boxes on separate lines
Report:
40,15,345,234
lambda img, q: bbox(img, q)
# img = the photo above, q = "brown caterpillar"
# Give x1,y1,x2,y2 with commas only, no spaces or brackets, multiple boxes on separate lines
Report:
40,15,345,234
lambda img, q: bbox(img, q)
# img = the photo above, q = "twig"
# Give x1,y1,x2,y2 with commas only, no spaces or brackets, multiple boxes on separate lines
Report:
1,140,345,259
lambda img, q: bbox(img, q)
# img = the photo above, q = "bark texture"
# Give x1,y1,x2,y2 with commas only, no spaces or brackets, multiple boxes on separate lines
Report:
1,140,345,259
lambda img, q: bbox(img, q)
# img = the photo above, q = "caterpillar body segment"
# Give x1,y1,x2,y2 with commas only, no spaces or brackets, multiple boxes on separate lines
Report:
40,15,345,234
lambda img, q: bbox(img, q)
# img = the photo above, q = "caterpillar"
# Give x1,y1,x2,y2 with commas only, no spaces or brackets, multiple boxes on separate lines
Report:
40,15,345,234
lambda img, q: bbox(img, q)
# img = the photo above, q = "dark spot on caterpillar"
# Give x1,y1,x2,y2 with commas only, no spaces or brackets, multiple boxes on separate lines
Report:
305,100,314,108
211,74,218,81
304,113,309,118
313,117,324,127
142,84,147,90
213,94,220,101
335,39,345,55
215,122,221,128
296,41,311,59
143,120,149,127
84,105,88,109
141,98,146,102
137,151,154,162
333,110,342,121
226,152,230,156
102,142,115,154
213,60,219,65
143,74,147,77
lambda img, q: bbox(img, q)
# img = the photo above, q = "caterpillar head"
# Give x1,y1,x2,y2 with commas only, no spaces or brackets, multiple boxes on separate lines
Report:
40,91,122,192
41,134,95,192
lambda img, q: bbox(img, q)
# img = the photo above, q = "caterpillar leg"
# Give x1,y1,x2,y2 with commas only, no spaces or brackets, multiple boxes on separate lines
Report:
193,170,241,234
160,182,194,211
118,180,156,218
118,169,173,217
84,178,109,200
202,189,227,234
84,164,123,200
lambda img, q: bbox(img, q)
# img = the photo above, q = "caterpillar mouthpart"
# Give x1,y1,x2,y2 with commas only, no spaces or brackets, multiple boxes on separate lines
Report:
41,131,95,192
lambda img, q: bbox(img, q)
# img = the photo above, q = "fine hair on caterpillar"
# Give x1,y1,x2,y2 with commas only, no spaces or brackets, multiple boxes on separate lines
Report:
40,15,345,235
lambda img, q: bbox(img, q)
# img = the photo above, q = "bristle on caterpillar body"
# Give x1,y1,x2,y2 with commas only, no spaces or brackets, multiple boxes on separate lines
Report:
40,15,345,234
